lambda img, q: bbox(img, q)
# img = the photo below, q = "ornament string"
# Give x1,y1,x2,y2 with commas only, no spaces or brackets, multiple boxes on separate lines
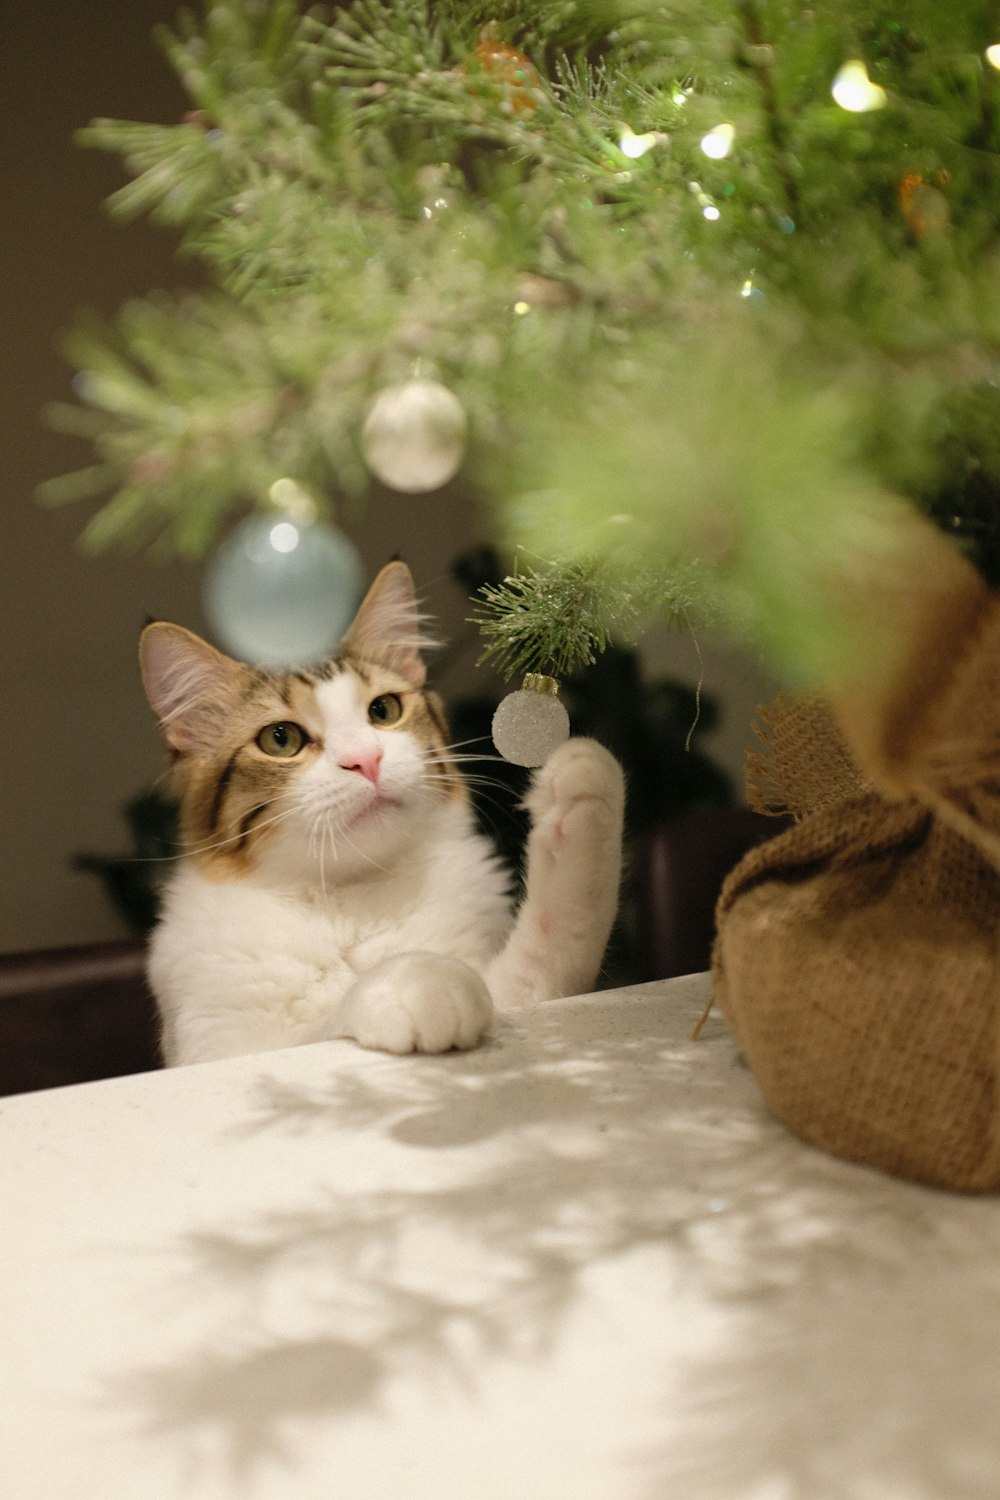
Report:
683,612,705,754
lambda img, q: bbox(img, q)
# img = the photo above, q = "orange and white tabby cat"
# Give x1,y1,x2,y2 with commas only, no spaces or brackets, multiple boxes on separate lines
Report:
140,561,624,1065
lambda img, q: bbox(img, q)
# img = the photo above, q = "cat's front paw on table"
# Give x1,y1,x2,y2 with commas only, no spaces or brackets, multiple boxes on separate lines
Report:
334,951,493,1055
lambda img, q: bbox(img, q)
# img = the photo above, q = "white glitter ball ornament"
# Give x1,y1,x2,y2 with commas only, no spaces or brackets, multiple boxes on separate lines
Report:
362,378,468,493
492,674,571,767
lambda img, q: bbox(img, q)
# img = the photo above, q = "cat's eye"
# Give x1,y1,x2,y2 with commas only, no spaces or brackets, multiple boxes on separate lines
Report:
256,722,308,758
368,693,403,726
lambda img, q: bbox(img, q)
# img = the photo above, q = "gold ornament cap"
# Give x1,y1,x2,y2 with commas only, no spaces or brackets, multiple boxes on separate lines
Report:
522,673,560,696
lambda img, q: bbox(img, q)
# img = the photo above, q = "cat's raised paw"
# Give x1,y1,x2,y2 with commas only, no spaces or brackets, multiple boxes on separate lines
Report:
526,737,625,846
336,952,493,1055
486,737,625,1010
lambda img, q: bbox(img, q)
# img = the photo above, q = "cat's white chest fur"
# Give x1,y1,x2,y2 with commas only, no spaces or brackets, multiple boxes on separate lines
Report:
150,803,512,1065
295,814,513,975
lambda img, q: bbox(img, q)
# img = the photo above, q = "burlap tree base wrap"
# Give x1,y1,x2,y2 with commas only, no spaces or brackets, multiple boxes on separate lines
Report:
713,545,1000,1192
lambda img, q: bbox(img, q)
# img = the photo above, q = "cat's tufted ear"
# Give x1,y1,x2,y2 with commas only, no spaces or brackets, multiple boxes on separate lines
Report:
140,622,243,752
340,560,433,687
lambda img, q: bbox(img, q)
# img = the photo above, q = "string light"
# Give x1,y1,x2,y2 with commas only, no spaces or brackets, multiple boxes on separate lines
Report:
619,125,665,159
689,181,720,220
831,60,887,113
700,123,735,160
268,477,317,521
986,45,1000,70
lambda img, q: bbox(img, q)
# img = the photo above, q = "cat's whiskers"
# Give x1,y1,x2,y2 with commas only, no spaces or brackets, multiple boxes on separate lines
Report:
335,819,391,874
423,763,518,797
301,792,393,883
423,756,511,783
451,776,515,802
324,813,338,889
409,777,513,827
190,799,301,860
436,735,494,753
420,749,511,801
424,751,507,766
312,809,329,902
118,793,301,865
320,816,332,894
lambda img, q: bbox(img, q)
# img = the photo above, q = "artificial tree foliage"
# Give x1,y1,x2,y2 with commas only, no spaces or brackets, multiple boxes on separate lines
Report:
40,0,1000,685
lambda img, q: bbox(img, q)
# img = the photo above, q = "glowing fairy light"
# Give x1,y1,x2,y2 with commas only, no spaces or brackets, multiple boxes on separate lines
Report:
700,123,735,159
619,125,663,159
687,180,720,220
986,44,1000,70
831,60,887,113
672,87,690,107
687,179,720,220
268,476,317,522
741,279,754,298
513,300,531,315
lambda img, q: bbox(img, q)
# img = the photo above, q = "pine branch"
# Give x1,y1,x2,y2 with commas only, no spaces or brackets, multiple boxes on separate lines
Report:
39,0,1000,683
472,560,633,681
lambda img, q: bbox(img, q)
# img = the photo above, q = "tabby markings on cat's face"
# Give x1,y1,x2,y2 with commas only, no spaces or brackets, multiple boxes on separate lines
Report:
141,560,463,883
171,653,462,882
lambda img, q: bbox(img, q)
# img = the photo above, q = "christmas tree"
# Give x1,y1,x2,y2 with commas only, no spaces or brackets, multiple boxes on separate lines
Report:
39,0,1000,709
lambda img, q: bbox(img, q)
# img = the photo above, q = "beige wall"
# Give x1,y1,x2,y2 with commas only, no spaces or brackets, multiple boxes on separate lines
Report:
2,0,774,954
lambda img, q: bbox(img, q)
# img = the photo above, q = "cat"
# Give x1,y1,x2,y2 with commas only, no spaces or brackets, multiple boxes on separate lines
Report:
139,560,625,1065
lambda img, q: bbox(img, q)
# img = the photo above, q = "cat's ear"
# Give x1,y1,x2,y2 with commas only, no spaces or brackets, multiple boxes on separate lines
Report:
340,561,433,687
140,622,243,752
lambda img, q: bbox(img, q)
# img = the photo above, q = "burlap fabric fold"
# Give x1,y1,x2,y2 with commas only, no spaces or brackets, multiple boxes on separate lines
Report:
712,582,1000,1192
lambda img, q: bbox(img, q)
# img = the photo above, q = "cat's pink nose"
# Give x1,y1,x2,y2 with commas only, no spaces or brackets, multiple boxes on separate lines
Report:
340,747,383,785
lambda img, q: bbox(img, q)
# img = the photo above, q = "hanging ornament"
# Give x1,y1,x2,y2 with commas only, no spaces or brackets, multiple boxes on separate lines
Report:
362,378,468,493
203,505,364,668
461,24,542,117
897,172,950,238
491,674,571,767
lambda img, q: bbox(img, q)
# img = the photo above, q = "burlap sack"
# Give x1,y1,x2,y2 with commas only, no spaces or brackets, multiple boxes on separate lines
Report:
713,569,1000,1192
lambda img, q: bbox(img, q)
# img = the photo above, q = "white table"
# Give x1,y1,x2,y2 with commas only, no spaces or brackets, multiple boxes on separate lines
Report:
3,972,1000,1499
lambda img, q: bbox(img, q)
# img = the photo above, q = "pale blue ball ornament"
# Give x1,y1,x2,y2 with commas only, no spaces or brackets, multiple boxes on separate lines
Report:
203,514,364,668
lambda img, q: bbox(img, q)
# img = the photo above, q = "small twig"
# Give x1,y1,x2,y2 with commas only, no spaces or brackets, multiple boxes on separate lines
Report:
683,612,705,753
737,0,801,226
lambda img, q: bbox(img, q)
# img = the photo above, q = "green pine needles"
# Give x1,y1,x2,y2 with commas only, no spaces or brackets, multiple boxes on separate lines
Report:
39,0,1000,685
473,561,632,682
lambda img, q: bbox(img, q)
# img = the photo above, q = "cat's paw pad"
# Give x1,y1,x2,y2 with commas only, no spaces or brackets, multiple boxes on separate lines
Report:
527,737,625,841
337,952,493,1055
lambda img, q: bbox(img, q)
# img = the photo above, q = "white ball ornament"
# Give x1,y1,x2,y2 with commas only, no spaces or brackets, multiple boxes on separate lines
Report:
492,674,571,767
362,378,468,493
203,514,364,668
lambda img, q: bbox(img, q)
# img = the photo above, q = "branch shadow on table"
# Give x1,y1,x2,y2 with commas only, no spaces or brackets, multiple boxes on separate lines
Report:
103,995,1000,1497
636,1236,1000,1500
